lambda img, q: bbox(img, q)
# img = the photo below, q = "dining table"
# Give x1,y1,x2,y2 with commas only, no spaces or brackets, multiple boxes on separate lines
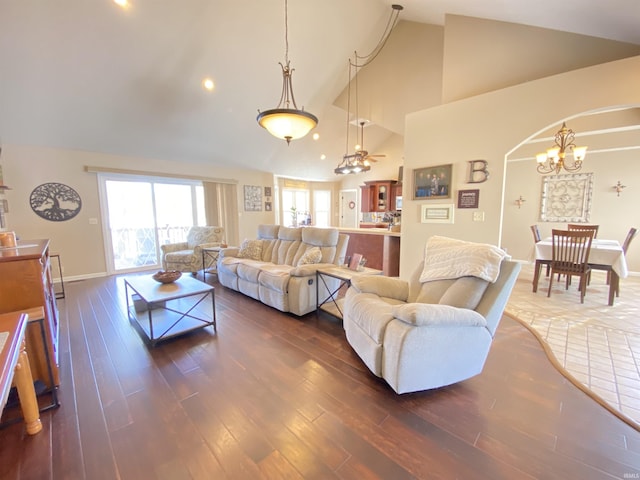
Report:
531,238,628,306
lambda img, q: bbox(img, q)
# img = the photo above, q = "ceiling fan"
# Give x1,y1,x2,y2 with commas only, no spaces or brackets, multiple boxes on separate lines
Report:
334,4,402,175
334,121,386,174
353,120,386,165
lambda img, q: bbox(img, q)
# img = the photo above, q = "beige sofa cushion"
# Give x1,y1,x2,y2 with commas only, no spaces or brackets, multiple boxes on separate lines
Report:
238,239,263,260
302,227,339,264
415,276,489,310
258,264,294,293
391,303,487,327
297,247,322,266
344,292,396,343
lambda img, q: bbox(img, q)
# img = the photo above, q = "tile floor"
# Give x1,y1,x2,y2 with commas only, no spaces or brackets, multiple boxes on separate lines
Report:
506,263,640,427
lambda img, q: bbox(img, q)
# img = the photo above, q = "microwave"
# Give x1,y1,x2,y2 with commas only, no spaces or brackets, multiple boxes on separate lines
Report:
395,196,402,211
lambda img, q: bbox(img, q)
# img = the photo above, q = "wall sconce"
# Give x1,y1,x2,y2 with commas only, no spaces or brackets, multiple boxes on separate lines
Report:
515,195,526,208
613,181,626,196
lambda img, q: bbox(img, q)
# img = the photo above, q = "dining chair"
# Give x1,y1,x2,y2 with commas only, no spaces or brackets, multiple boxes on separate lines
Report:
610,227,637,296
547,229,594,303
567,223,599,239
530,225,542,243
530,225,551,282
567,225,599,285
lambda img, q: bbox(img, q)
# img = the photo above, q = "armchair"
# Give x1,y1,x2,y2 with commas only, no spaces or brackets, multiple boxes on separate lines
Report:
343,236,520,394
161,226,225,274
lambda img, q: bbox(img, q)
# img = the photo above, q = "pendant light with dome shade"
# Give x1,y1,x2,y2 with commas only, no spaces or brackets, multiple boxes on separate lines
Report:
334,4,403,175
257,0,318,145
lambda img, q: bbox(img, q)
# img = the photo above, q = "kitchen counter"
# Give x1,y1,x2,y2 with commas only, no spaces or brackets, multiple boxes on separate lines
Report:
337,228,400,276
339,227,401,236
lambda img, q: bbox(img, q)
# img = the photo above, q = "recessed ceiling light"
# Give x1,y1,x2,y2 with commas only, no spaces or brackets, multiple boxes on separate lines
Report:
202,78,215,91
313,133,320,140
320,154,326,160
113,0,129,8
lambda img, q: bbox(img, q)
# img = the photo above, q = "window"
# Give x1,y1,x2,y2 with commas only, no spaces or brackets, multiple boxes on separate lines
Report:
282,188,309,227
313,190,331,227
99,174,204,273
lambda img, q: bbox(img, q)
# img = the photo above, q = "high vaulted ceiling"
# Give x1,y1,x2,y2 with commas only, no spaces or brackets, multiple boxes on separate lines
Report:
1,0,639,180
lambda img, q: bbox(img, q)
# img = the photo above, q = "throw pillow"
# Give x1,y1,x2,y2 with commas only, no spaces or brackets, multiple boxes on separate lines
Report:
238,239,263,261
297,246,322,266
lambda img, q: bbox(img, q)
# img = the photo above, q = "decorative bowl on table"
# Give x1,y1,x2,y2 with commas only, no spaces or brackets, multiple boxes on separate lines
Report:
152,270,182,284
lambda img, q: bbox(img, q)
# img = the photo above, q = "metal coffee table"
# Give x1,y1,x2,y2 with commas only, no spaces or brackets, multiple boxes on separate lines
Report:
124,274,216,346
316,266,383,319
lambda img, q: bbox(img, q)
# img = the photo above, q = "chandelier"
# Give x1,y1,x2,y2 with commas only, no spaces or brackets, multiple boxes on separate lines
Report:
335,4,403,175
334,153,371,175
536,122,587,174
257,0,318,144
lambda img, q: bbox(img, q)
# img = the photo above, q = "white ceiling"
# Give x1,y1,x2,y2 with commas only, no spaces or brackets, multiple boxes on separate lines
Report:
1,0,639,180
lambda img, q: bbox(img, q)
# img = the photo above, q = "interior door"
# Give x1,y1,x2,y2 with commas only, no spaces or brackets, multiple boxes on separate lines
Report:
339,189,358,228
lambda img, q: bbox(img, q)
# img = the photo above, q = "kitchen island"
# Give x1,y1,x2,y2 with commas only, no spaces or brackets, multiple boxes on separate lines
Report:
337,227,400,276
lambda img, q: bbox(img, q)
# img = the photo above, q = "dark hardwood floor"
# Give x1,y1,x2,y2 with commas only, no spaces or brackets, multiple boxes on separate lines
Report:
1,272,640,479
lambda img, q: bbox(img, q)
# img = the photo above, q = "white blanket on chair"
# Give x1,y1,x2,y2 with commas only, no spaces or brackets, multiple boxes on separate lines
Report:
419,236,507,283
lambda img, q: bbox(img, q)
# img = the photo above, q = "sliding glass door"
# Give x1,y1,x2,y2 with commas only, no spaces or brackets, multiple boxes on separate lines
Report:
99,174,204,274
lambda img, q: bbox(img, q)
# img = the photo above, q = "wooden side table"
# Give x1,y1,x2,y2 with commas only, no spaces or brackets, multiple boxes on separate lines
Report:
0,312,42,435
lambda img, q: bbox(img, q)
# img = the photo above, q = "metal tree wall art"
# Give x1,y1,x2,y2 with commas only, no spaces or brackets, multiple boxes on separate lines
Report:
30,182,82,221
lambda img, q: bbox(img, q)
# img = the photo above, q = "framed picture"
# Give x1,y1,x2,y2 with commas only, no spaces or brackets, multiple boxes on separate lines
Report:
349,253,363,271
457,189,479,209
421,204,455,224
265,201,272,212
264,186,272,197
243,185,262,212
413,164,452,199
540,173,593,222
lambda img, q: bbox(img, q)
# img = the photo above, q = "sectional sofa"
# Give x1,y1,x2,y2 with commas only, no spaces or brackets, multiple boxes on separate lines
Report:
217,224,349,316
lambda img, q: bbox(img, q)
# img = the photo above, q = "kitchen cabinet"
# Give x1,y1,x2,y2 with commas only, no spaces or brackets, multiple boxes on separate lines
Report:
360,180,397,213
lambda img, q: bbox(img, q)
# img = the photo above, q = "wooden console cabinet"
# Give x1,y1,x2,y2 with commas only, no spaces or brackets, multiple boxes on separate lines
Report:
0,239,60,388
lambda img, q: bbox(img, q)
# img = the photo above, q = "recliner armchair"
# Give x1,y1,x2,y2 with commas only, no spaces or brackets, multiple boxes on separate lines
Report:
161,226,225,274
343,236,520,394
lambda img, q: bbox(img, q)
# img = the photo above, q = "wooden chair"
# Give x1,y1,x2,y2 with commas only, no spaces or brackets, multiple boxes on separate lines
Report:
547,229,594,303
530,225,542,243
530,225,551,285
622,227,638,253
567,223,599,239
567,225,599,286
610,227,637,296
